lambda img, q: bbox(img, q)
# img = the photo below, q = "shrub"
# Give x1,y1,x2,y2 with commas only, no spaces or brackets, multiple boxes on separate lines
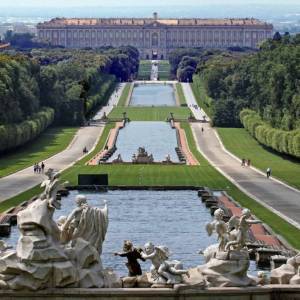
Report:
0,107,54,153
240,109,300,158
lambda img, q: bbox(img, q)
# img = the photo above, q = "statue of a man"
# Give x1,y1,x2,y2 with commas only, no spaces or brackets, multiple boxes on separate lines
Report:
114,240,145,277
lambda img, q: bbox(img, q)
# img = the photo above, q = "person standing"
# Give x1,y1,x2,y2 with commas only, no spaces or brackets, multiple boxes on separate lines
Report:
266,167,271,178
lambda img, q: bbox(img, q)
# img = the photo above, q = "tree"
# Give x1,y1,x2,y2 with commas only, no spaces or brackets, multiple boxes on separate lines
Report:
177,66,195,82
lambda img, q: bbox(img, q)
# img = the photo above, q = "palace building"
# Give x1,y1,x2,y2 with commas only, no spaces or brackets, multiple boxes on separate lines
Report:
37,13,273,59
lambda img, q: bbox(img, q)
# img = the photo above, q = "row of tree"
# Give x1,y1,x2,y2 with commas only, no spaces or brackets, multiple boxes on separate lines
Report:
194,34,300,130
0,45,139,152
240,109,300,158
0,107,54,153
168,47,251,83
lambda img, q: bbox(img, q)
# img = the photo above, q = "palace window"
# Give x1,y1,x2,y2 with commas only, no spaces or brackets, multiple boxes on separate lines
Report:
185,31,189,42
151,32,158,47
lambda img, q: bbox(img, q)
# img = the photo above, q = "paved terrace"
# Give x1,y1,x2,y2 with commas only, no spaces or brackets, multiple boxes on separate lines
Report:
181,83,300,228
0,84,125,203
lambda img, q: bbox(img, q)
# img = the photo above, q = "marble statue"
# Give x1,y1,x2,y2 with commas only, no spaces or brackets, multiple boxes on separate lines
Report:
0,172,120,290
114,240,145,277
141,242,189,285
271,252,300,284
0,241,11,255
132,147,154,164
206,208,228,251
60,195,108,253
225,208,261,251
197,208,258,287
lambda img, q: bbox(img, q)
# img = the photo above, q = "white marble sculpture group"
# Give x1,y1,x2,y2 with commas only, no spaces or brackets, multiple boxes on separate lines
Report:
0,175,299,290
0,170,118,290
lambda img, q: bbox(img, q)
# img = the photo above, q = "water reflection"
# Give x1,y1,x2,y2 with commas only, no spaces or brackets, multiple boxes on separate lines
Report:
130,83,175,106
109,121,179,162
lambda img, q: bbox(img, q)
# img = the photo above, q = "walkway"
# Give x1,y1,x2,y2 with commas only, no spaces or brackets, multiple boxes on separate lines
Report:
0,83,125,203
181,83,300,228
173,122,199,166
181,83,208,121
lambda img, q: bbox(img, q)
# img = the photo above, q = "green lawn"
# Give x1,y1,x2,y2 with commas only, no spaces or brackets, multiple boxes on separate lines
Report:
117,83,131,107
0,185,43,213
158,60,171,80
137,60,152,80
108,107,191,121
217,127,300,189
0,127,77,178
176,83,187,106
191,75,214,118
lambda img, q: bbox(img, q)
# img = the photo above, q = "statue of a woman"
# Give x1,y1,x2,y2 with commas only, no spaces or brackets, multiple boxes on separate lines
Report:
61,195,108,253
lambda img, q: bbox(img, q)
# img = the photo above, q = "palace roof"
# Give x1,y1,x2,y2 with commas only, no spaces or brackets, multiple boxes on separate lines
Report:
38,17,272,28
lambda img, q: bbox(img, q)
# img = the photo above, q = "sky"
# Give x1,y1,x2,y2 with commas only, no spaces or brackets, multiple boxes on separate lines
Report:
0,0,299,7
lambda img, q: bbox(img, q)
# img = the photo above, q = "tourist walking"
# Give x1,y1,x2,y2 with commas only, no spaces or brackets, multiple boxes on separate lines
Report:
247,159,251,167
266,167,272,178
41,162,45,173
201,127,204,133
241,158,246,167
33,163,37,173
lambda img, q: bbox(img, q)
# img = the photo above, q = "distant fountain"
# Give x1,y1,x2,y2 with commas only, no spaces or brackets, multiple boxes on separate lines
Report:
132,147,154,164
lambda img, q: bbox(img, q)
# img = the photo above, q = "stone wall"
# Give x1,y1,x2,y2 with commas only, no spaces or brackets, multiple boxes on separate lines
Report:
1,286,300,300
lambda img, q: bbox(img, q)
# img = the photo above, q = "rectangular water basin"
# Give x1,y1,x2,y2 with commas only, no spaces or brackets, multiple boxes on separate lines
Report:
109,121,179,162
130,83,176,106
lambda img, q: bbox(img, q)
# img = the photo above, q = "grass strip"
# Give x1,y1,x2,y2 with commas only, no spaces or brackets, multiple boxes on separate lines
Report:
117,83,131,107
108,107,191,121
176,83,187,106
0,127,77,178
217,127,300,190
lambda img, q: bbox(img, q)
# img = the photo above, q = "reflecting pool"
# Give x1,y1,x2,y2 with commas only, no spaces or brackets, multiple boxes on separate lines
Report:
130,83,175,106
109,121,179,162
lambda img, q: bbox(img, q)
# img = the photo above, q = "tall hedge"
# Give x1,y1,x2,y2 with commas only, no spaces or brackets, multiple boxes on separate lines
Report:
0,107,54,153
240,109,300,158
85,74,116,116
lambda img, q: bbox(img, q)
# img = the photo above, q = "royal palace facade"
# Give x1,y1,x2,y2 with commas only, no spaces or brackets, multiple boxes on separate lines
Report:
37,13,273,59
